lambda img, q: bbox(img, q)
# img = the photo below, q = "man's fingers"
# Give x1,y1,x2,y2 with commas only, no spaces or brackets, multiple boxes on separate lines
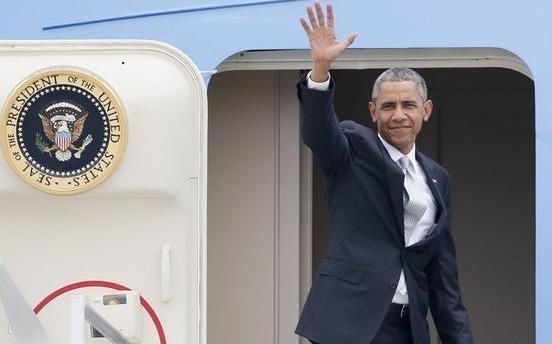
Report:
306,6,318,30
327,3,334,28
345,33,358,47
315,2,325,27
300,18,313,36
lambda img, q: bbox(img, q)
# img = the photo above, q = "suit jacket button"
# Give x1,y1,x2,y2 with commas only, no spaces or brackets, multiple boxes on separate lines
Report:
389,282,397,289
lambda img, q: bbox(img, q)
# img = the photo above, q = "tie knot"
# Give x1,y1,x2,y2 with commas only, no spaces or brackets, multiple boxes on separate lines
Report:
398,156,412,173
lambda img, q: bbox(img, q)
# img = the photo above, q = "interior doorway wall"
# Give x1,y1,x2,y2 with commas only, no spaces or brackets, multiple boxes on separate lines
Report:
207,70,302,344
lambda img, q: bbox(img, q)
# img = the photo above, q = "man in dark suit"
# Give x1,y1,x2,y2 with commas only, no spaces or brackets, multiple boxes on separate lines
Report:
295,3,474,344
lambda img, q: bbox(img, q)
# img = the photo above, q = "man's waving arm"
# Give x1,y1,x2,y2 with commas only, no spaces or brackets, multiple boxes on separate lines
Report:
298,2,357,179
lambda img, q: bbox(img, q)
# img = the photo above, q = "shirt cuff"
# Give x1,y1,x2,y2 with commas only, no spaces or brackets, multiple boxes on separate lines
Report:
306,71,330,91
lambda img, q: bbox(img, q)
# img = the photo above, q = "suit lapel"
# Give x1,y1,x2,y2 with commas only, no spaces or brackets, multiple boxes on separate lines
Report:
378,140,405,246
416,152,446,226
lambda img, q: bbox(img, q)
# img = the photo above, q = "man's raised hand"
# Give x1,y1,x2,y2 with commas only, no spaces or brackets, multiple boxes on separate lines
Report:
300,2,357,82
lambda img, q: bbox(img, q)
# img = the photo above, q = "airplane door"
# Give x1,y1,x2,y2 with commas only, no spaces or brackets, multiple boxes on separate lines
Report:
0,40,207,344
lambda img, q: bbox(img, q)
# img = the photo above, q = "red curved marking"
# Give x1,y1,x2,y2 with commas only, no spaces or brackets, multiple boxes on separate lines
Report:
34,280,166,344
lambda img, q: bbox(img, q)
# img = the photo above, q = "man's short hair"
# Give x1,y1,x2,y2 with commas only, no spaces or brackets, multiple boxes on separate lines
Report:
371,67,428,101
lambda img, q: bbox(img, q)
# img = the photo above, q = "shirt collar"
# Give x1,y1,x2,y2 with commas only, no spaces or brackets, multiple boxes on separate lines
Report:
378,133,417,170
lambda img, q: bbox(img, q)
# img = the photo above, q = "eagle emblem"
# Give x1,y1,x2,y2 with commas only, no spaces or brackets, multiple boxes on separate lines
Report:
2,68,126,195
36,102,93,162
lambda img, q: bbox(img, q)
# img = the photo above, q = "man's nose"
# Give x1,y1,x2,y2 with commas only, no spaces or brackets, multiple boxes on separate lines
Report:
392,106,408,120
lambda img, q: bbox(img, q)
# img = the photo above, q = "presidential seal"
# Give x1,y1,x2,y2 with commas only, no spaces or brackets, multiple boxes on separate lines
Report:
1,68,127,195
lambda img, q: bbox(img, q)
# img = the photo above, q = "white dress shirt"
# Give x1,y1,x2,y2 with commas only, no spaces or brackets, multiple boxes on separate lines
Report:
306,71,438,304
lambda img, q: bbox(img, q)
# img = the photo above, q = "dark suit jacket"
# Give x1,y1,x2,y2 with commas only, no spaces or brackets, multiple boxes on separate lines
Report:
295,76,473,344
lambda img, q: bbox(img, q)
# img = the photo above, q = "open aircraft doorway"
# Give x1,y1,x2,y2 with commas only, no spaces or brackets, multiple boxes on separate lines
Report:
207,48,534,344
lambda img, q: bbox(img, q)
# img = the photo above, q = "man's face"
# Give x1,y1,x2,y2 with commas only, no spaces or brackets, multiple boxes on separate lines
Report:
369,81,433,155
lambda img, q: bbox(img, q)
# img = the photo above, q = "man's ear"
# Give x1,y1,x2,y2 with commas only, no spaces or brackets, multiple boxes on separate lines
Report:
369,101,377,123
423,99,433,122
